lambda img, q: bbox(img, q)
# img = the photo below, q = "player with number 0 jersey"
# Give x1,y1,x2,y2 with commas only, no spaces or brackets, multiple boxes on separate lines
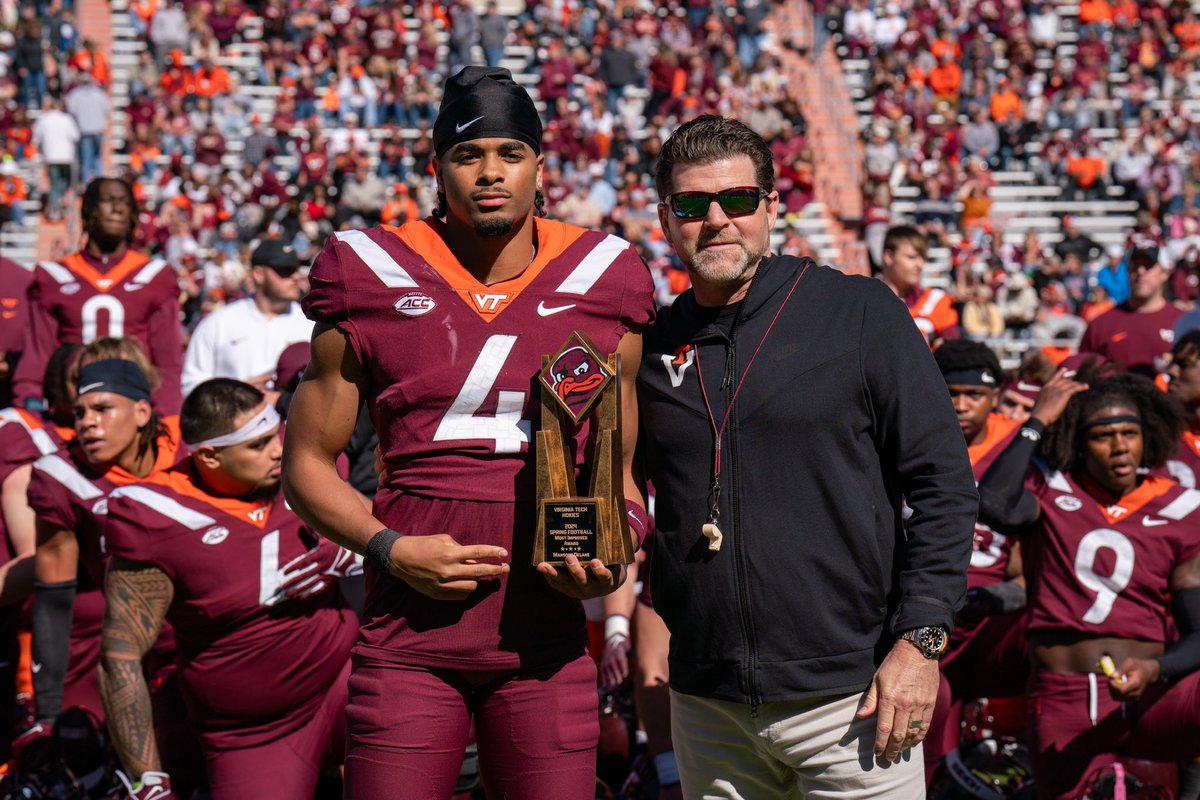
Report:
12,178,182,415
978,367,1200,800
283,67,653,798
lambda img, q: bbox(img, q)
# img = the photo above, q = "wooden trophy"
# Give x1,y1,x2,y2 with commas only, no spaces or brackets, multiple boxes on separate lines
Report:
532,331,636,567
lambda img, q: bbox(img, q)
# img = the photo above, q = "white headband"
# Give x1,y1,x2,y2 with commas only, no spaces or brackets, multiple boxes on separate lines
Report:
188,405,281,451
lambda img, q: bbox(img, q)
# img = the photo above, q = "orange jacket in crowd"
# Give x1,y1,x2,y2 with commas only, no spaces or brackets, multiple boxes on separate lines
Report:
989,88,1023,122
1067,153,1106,188
1078,0,1115,25
0,175,28,206
191,65,231,97
69,48,111,87
929,62,963,99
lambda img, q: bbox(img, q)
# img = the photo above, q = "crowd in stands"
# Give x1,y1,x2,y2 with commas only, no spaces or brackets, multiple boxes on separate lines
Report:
841,0,1200,345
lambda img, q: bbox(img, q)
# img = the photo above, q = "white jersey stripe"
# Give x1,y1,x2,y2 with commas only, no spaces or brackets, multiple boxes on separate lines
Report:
918,288,945,316
109,485,217,530
33,454,103,501
335,230,418,288
38,260,76,285
130,257,169,286
1158,488,1200,521
1041,465,1073,494
555,235,629,295
0,410,57,455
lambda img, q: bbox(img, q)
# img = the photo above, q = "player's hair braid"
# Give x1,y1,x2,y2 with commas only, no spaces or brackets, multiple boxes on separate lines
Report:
1040,370,1185,472
432,190,546,219
933,340,1005,383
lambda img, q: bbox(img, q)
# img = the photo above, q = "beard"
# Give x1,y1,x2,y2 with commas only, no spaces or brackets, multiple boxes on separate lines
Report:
474,216,517,237
688,239,767,288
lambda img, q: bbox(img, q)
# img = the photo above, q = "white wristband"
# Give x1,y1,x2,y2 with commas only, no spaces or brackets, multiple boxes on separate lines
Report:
604,614,630,641
654,751,680,786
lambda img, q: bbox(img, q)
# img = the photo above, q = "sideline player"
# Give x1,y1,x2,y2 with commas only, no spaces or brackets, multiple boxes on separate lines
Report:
878,224,959,343
979,368,1200,799
924,341,1029,777
99,378,358,799
282,66,653,797
28,348,180,724
12,177,183,414
1167,329,1200,488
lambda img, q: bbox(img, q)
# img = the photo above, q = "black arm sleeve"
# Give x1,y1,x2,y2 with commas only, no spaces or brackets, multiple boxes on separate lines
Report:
977,419,1045,529
860,283,979,635
1158,586,1200,683
32,579,76,720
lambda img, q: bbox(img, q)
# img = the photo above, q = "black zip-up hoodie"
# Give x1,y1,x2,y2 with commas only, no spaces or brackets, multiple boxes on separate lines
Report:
637,256,978,705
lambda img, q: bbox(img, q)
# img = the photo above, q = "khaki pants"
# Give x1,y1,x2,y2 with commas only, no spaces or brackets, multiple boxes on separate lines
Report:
670,690,924,799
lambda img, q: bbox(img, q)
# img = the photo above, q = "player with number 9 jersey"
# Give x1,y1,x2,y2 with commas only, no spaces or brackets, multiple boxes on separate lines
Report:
977,369,1200,800
12,178,182,415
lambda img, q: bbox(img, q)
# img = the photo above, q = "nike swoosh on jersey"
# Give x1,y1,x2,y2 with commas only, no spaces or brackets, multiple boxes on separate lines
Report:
31,661,41,673
537,301,577,317
1142,516,1169,526
456,115,485,134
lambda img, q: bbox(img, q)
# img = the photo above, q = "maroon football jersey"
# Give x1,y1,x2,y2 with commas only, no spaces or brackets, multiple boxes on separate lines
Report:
0,408,68,563
1078,303,1183,374
12,251,183,414
303,218,655,502
967,414,1022,589
1164,431,1200,490
1025,467,1200,641
25,424,184,694
303,218,654,669
0,258,32,406
103,464,357,750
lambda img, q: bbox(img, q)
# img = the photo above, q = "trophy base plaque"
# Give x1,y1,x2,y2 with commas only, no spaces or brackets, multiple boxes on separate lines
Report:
541,500,599,562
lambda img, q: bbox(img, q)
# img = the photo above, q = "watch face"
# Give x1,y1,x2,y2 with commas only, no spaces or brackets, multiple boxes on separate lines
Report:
920,627,948,655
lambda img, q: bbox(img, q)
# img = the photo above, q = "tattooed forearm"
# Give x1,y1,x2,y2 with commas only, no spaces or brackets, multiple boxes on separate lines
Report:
99,559,173,776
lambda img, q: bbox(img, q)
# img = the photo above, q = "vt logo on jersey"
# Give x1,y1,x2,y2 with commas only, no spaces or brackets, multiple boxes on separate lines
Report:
661,344,695,389
394,292,437,317
471,291,511,318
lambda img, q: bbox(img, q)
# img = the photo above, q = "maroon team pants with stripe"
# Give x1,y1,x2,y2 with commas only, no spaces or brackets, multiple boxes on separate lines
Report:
1028,668,1200,799
343,653,598,799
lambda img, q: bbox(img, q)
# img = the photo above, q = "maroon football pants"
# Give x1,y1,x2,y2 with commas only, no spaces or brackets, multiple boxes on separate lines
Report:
203,660,348,800
343,653,598,800
924,610,1028,781
1028,668,1200,799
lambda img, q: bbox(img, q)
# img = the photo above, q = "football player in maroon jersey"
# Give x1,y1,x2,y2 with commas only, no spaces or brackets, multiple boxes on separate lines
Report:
924,341,1030,779
978,368,1200,799
1167,329,1200,489
28,352,181,725
99,378,359,800
12,177,183,415
283,66,653,797
0,344,78,760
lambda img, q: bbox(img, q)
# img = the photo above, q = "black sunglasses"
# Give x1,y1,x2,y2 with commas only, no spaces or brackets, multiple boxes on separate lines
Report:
666,186,766,220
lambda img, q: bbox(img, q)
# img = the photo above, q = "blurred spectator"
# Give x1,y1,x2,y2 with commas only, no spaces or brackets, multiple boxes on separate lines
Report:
1054,216,1102,263
181,239,312,397
13,20,45,110
1096,244,1132,306
31,95,79,220
961,284,1006,340
479,2,508,68
448,0,478,73
65,75,110,188
337,162,387,226
997,270,1039,336
597,30,640,114
67,38,110,87
150,0,189,64
0,158,27,228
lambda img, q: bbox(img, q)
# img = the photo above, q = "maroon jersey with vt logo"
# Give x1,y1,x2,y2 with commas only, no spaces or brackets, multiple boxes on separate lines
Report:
1026,466,1200,642
303,217,654,669
13,251,183,413
303,217,655,502
103,464,357,751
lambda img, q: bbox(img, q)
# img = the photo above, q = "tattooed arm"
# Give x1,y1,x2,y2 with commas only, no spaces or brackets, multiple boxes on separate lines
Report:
99,557,173,776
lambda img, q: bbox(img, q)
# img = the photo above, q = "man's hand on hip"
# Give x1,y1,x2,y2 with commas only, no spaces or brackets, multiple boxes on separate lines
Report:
855,638,940,762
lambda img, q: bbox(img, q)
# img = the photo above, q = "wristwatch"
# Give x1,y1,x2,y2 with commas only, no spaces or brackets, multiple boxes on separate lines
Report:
898,626,949,660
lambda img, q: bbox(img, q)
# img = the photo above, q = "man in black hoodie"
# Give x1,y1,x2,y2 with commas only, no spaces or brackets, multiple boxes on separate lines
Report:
637,115,977,797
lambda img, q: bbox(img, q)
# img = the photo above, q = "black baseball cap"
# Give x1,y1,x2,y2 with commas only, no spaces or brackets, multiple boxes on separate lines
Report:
251,240,300,272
